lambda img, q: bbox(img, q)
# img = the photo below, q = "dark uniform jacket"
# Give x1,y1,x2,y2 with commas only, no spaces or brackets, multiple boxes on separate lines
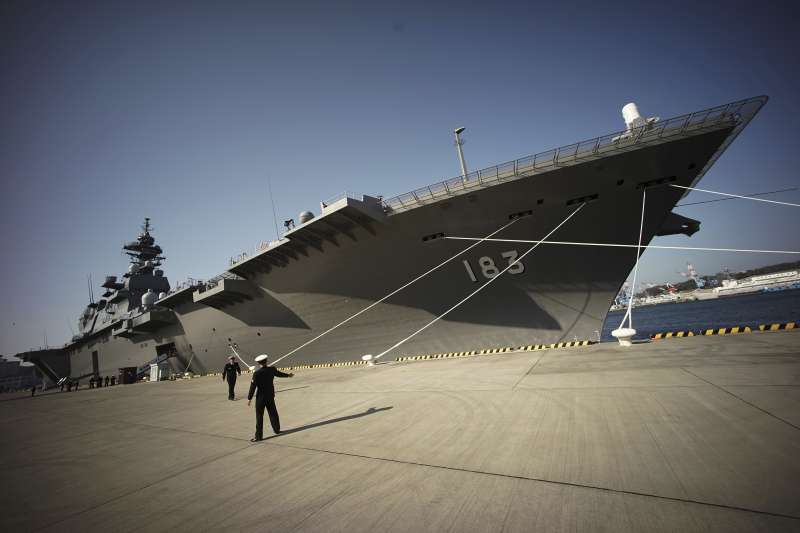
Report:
222,362,241,381
248,366,290,399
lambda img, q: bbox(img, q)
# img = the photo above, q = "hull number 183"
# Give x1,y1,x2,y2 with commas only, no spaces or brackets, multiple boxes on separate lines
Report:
462,250,525,282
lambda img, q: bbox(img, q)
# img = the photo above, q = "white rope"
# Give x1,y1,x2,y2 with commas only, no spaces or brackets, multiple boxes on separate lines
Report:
183,351,196,374
619,189,646,330
670,184,800,207
442,237,800,255
270,217,522,365
374,203,586,360
676,187,798,207
229,344,254,370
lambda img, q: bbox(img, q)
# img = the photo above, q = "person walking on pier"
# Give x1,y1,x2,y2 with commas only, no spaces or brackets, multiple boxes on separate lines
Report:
247,354,293,441
222,356,242,400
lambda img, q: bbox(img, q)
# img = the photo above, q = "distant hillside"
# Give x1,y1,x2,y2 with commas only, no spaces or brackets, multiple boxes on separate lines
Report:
638,261,800,297
731,261,800,280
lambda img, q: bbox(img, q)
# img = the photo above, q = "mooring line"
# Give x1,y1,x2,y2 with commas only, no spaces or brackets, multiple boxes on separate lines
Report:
374,204,586,360
619,188,647,331
676,187,798,207
229,343,254,369
271,217,521,365
670,184,800,208
442,238,800,255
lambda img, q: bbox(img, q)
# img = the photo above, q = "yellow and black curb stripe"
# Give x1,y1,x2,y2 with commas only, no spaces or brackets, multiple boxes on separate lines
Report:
396,349,486,362
651,327,751,339
651,331,695,340
702,326,751,336
395,340,593,363
279,360,369,372
758,321,796,332
520,340,593,351
651,321,796,340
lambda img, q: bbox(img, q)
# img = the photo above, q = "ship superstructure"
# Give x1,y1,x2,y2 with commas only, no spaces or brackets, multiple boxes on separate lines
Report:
78,219,172,338
19,96,768,382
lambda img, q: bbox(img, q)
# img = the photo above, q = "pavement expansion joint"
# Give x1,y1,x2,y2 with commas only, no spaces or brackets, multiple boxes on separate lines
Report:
5,331,799,531
19,403,255,444
263,440,800,522
681,367,800,431
511,350,547,389
31,444,253,533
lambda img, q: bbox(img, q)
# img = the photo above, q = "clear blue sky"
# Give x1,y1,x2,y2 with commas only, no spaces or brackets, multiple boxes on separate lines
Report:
2,0,799,354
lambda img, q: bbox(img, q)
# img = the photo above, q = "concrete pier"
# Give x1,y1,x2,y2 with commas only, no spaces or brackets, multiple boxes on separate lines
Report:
2,331,799,532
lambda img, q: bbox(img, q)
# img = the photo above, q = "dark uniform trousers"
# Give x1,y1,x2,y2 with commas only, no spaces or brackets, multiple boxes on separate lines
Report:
227,376,237,400
222,362,241,400
249,365,290,439
255,394,280,439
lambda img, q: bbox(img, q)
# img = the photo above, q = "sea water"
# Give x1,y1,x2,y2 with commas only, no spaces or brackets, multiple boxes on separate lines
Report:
601,290,800,341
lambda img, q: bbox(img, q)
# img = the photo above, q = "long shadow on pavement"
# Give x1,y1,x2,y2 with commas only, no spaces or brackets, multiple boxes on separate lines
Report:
266,406,393,439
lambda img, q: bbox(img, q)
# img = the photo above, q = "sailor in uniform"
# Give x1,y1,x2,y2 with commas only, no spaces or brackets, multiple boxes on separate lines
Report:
221,356,242,400
247,354,293,441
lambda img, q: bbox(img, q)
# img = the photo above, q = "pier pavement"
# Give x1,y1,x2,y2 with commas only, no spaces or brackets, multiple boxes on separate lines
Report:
1,330,799,532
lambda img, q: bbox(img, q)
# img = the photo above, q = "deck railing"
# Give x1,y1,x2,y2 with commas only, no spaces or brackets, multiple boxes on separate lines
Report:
321,191,379,208
380,95,767,213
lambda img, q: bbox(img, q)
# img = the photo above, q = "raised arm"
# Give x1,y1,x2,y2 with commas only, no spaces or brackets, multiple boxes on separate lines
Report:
274,368,293,378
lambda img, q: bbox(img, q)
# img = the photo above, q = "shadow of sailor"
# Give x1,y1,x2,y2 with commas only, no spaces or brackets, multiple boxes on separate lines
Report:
264,406,393,439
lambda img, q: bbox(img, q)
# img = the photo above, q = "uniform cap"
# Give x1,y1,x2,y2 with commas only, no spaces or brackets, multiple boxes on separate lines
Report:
254,354,269,363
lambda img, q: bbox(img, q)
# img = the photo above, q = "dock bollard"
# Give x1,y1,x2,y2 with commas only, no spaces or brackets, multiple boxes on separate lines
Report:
361,354,375,366
611,327,636,347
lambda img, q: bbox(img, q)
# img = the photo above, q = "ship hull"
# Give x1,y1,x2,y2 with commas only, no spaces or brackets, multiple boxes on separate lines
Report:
67,127,733,377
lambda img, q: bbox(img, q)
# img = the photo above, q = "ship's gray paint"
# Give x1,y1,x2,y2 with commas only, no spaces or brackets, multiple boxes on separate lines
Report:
64,124,735,378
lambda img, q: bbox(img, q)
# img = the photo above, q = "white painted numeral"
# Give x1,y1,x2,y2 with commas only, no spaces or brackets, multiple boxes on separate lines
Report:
463,250,525,281
502,250,525,274
462,259,478,282
479,256,499,278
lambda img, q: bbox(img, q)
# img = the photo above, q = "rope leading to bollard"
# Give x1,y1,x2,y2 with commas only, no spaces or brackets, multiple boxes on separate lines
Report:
670,184,800,208
618,188,647,333
229,344,255,371
372,203,587,361
270,217,522,366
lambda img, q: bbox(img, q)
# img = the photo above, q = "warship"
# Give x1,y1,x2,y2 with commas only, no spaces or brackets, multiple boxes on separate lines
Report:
18,96,767,383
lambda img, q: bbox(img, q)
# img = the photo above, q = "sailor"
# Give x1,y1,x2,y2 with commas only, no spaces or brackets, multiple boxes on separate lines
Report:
89,376,95,388
104,376,110,387
110,376,116,386
247,354,293,441
222,356,242,400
